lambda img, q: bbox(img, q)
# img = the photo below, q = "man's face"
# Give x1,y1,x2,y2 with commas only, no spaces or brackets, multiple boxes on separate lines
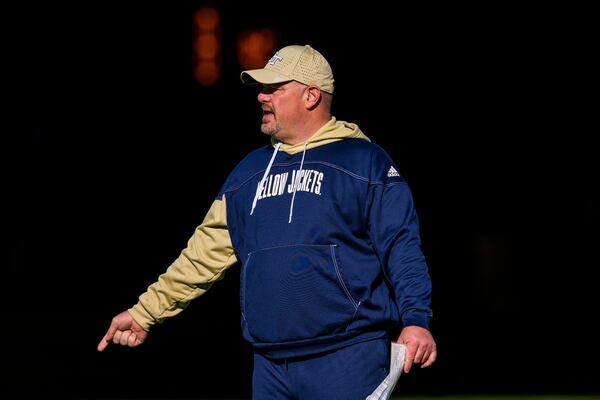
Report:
257,80,308,144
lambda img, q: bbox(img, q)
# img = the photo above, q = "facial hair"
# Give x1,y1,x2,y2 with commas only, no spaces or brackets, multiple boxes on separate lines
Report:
261,120,281,138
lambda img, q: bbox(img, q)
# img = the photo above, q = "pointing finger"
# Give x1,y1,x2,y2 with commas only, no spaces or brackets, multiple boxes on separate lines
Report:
97,322,119,352
97,334,110,352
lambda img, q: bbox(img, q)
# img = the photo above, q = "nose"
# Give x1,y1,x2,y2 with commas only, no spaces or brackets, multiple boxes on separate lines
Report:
257,91,269,103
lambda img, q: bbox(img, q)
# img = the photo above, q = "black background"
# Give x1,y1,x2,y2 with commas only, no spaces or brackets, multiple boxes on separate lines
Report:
8,1,598,399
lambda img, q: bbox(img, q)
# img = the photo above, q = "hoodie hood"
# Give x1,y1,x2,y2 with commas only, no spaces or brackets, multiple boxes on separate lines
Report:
252,117,369,222
272,117,370,154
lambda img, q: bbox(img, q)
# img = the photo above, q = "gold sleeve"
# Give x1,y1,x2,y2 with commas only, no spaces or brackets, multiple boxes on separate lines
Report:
128,195,238,330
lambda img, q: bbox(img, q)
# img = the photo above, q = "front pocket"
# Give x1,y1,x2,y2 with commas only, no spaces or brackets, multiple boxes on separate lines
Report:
241,244,359,343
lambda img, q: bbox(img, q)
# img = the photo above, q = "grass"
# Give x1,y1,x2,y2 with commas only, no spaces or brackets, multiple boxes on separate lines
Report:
392,397,600,400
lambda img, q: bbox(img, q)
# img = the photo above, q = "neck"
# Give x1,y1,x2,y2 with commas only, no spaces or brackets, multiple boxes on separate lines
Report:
284,114,330,146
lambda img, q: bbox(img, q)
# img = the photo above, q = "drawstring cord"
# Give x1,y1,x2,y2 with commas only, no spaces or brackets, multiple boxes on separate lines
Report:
250,140,307,223
288,141,307,223
250,142,281,215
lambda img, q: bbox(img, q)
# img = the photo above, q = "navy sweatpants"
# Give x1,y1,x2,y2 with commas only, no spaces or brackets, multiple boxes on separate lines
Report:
252,338,390,399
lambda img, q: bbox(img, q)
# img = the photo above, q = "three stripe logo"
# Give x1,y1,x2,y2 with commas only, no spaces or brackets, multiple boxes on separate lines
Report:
387,166,400,177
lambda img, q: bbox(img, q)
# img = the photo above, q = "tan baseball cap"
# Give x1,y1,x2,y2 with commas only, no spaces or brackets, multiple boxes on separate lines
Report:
240,45,335,94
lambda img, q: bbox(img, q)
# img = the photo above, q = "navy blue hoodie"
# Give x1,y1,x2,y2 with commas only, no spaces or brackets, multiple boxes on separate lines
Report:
215,118,433,358
129,117,432,359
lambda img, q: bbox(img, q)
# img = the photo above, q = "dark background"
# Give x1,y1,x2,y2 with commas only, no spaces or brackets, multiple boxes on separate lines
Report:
8,1,598,399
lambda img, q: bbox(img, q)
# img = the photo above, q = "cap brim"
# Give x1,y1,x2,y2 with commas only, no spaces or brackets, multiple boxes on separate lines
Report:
240,69,293,85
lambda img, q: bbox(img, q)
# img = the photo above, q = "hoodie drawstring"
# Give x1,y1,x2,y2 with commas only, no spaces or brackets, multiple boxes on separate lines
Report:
250,142,281,215
288,142,307,223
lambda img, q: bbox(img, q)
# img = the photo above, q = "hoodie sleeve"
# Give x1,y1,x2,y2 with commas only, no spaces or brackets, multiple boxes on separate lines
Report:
128,195,238,330
367,147,433,329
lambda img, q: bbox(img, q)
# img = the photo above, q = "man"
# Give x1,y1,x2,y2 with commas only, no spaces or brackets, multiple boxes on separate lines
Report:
98,44,437,399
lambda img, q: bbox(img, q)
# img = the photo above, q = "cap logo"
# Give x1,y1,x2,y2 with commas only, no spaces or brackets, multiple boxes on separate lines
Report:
268,52,283,65
240,45,334,94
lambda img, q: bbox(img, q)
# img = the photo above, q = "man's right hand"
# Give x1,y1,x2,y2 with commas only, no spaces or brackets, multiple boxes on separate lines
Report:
97,310,148,351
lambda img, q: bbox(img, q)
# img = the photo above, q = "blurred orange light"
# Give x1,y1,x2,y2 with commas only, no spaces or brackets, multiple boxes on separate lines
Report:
194,6,220,31
237,29,278,70
195,33,219,60
195,61,220,86
193,5,221,86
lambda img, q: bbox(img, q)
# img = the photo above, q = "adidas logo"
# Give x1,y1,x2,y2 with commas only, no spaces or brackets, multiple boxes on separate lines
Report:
387,166,400,177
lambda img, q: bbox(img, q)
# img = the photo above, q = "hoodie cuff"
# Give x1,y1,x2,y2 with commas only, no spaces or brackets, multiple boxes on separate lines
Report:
128,304,156,331
402,313,431,330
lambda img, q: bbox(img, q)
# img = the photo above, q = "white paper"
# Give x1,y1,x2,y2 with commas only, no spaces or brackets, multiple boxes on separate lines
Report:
366,342,406,400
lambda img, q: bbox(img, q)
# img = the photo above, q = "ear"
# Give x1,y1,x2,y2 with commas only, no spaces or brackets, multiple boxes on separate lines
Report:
304,86,322,109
